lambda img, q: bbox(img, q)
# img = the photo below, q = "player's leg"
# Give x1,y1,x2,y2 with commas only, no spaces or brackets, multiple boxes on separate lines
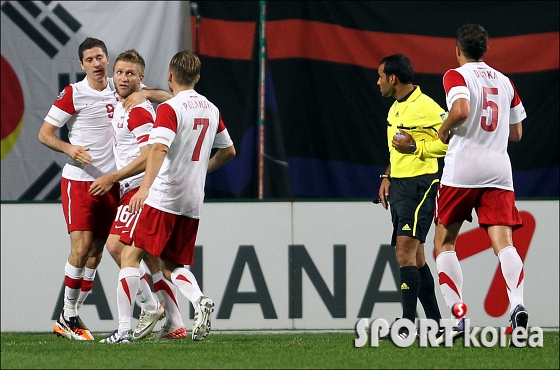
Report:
490,227,528,347
433,185,476,318
76,238,104,310
433,221,466,345
137,207,211,341
105,233,123,267
101,243,145,343
162,259,213,342
489,226,525,312
132,257,165,340
107,232,159,311
137,260,160,311
75,183,119,312
480,189,526,347
146,255,187,339
163,215,213,341
66,231,94,314
432,185,480,345
53,230,95,340
434,221,463,312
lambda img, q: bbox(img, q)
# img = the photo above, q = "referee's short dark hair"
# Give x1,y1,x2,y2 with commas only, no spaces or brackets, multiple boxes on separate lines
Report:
380,54,414,84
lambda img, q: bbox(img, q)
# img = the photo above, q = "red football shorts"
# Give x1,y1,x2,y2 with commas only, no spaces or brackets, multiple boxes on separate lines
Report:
109,189,138,235
61,178,119,239
121,204,199,265
434,184,523,230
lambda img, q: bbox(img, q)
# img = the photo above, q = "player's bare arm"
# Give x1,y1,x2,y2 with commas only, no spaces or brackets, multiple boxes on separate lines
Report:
129,143,168,214
509,122,523,142
207,145,236,173
89,145,151,197
439,98,469,143
38,121,92,164
122,88,173,111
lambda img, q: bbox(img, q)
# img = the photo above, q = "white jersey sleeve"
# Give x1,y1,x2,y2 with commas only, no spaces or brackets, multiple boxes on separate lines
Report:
146,90,233,217
112,100,155,194
441,62,527,190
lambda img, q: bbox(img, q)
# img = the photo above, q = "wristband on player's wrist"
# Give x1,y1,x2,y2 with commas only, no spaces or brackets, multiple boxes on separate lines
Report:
380,174,391,181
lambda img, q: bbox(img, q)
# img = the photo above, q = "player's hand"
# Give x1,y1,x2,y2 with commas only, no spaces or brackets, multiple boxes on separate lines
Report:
129,187,149,214
67,145,92,164
89,175,114,197
392,130,414,154
122,90,147,111
439,129,451,144
378,179,391,210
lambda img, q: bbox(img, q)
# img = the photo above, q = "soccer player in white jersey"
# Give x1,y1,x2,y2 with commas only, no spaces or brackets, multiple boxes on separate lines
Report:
90,49,186,343
38,37,173,341
433,24,528,347
101,50,236,344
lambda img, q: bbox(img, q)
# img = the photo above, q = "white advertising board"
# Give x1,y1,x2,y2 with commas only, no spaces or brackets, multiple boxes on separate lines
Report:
1,200,558,333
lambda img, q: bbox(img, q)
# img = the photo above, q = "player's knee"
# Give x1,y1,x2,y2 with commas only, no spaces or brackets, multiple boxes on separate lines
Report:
143,254,163,274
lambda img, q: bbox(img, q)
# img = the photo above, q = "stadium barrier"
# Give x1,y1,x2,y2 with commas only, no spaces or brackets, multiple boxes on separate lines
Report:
1,200,558,332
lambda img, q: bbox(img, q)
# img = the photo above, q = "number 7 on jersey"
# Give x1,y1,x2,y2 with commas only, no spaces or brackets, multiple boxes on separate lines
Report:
192,117,209,161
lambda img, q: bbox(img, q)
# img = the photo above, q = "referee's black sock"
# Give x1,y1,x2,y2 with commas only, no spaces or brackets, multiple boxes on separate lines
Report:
400,266,421,323
418,264,443,322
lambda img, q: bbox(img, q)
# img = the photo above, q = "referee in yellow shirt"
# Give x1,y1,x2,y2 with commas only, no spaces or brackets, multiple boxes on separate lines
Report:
377,54,448,340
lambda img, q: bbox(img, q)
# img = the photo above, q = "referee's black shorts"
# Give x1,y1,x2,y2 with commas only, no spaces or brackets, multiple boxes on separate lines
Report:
389,173,439,246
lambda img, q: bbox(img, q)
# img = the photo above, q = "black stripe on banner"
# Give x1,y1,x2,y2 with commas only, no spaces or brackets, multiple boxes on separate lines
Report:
53,4,81,32
58,73,70,143
1,2,58,58
17,0,41,18
44,180,62,200
42,1,51,5
41,16,70,44
18,162,62,200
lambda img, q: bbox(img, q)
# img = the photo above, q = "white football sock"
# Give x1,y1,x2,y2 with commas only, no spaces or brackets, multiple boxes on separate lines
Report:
498,246,525,313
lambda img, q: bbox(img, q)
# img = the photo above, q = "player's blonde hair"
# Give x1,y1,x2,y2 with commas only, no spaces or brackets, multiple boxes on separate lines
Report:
169,50,200,86
114,49,146,76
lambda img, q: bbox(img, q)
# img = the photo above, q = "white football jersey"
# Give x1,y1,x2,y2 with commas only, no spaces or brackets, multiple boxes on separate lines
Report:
44,77,118,180
145,89,233,217
441,62,527,190
112,100,155,195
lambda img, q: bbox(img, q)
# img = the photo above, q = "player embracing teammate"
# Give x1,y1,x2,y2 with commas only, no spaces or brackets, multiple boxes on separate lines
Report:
102,50,236,343
39,37,171,341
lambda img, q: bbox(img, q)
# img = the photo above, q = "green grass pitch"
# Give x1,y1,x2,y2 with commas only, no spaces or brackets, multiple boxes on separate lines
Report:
1,331,559,369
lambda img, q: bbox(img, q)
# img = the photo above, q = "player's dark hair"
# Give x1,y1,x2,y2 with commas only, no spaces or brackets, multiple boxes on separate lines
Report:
379,54,414,84
114,49,146,76
78,37,108,62
456,24,488,61
169,50,201,86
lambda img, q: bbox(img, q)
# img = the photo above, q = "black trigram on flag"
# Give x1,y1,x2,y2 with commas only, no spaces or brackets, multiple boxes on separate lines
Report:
1,1,81,58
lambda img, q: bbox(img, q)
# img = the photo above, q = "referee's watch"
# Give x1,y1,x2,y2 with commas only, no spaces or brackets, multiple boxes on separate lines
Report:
409,141,417,154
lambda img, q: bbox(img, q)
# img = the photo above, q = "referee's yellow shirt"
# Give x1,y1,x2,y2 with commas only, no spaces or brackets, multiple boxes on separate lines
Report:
387,86,449,178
